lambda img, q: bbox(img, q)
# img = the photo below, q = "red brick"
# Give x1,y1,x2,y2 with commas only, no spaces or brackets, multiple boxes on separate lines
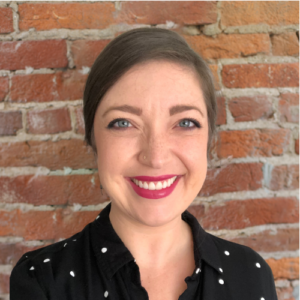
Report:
72,40,111,68
0,273,9,294
272,32,299,56
217,129,290,158
196,197,298,230
10,71,87,102
208,64,220,91
268,165,299,191
222,63,299,88
19,3,115,30
185,33,270,59
0,76,9,101
228,227,299,252
216,97,226,125
75,106,85,134
267,257,299,280
0,40,67,70
228,95,274,122
27,108,71,134
0,7,13,33
0,139,96,170
295,139,299,155
221,2,299,27
0,174,108,206
117,1,217,25
278,93,299,123
200,163,263,196
0,209,99,240
0,111,22,136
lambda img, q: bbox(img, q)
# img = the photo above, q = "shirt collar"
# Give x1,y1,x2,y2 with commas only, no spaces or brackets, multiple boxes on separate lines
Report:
91,203,223,280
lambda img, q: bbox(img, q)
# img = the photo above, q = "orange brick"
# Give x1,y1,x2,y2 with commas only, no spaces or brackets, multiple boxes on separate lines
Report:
0,139,96,170
0,7,13,33
72,40,111,68
216,97,226,125
0,77,9,101
267,257,299,280
278,93,299,123
208,64,220,90
200,163,263,196
296,138,299,155
194,197,299,230
10,71,87,102
221,1,299,27
117,1,217,25
19,2,115,30
217,129,290,158
272,32,299,56
185,33,270,59
268,165,299,191
0,111,22,136
222,63,299,88
27,108,71,134
0,40,67,70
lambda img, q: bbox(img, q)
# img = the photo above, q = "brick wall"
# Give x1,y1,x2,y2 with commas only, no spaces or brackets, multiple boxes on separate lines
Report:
0,1,299,299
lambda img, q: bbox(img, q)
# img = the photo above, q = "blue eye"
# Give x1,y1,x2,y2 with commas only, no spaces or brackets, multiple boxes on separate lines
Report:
178,119,200,129
107,119,132,129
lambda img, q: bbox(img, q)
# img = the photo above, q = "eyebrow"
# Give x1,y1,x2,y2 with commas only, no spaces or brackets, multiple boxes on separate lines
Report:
102,104,204,118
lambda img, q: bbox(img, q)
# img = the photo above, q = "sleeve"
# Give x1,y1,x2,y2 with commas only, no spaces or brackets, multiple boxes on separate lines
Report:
10,257,48,300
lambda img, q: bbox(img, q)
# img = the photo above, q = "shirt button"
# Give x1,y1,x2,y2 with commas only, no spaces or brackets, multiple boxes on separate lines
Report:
101,247,108,253
256,262,261,268
224,250,230,256
219,278,224,285
195,268,201,274
104,291,109,298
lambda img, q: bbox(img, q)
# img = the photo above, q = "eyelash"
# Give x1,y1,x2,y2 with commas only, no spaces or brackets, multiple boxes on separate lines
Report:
106,118,201,130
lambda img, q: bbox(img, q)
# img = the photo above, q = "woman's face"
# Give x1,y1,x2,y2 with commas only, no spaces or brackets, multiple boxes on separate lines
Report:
93,60,208,227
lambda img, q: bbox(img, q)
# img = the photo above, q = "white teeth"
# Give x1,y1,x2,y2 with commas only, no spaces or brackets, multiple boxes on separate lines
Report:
132,176,177,190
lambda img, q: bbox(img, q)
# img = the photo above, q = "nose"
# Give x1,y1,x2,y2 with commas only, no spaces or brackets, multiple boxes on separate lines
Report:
139,129,171,169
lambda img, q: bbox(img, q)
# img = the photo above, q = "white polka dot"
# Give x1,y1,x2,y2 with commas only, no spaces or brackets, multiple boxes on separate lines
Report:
64,243,67,247
256,262,261,268
96,216,100,220
29,266,35,271
219,278,224,285
70,271,75,277
134,259,136,263
224,250,230,256
219,268,223,273
260,298,265,300
101,247,107,253
195,268,201,274
43,258,50,263
25,255,28,258
104,291,109,298
73,239,77,241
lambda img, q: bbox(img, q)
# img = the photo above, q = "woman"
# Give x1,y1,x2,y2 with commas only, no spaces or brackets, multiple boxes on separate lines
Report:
10,28,277,300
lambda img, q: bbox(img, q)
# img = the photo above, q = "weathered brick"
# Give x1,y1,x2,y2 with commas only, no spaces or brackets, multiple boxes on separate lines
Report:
0,7,13,33
222,63,299,88
10,71,87,102
217,129,290,158
278,93,299,123
268,165,299,191
200,163,263,196
197,197,299,230
27,108,71,134
267,257,299,280
216,97,226,125
75,106,85,134
0,40,67,70
272,32,299,56
0,139,96,170
0,273,9,294
228,227,299,252
0,111,22,136
117,1,217,25
72,40,110,68
185,33,270,59
0,174,108,206
221,1,299,27
228,95,274,122
0,209,100,240
296,139,299,155
19,2,115,30
0,77,9,101
208,64,220,90
276,286,295,300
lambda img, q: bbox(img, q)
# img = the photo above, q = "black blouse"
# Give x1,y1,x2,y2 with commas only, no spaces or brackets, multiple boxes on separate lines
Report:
10,203,278,300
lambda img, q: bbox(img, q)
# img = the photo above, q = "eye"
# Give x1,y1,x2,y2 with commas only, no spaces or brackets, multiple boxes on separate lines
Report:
107,118,132,129
178,118,201,129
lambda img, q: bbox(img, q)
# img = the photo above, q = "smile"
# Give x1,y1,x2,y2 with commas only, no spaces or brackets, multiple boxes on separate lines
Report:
131,176,177,190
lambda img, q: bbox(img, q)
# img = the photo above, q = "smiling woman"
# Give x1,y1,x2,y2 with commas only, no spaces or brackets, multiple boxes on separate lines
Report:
10,28,277,300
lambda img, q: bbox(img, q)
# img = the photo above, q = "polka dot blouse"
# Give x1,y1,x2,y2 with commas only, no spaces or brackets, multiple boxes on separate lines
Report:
10,203,278,300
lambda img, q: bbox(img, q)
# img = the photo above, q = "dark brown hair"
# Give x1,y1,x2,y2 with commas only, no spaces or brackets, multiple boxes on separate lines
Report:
83,27,216,152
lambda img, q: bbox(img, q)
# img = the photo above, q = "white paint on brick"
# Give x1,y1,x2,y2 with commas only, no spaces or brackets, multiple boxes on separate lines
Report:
0,265,13,274
259,250,299,260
